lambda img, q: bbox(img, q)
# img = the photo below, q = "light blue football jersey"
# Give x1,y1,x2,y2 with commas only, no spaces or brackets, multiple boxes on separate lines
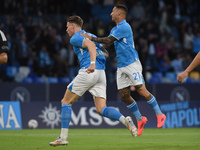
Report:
109,20,139,68
70,30,106,70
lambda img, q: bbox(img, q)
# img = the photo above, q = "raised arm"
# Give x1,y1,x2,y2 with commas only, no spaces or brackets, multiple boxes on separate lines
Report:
177,52,200,83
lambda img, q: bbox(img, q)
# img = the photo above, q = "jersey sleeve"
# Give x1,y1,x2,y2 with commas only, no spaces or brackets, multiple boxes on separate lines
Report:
95,42,103,49
110,25,129,41
0,31,9,54
0,41,9,54
70,34,85,48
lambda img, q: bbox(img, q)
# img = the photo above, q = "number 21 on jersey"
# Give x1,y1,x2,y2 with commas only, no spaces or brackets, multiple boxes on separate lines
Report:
133,72,141,80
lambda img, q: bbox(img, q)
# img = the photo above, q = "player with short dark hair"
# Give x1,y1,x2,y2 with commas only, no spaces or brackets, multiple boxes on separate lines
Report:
49,15,137,147
81,4,166,136
0,30,9,64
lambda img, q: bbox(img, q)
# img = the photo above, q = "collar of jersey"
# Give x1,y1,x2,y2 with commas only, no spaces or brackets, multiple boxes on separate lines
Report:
117,19,126,26
76,30,85,34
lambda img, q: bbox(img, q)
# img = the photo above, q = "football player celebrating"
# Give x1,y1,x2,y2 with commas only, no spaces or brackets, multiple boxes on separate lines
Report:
49,15,137,147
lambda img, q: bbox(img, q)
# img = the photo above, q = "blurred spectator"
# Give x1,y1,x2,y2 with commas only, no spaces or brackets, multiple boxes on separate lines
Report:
136,37,148,69
59,44,68,63
52,56,67,78
14,34,30,66
156,39,169,59
30,48,39,75
169,0,182,22
38,45,51,76
193,31,200,55
146,42,157,72
103,0,114,6
67,45,79,80
159,5,170,34
145,22,159,72
0,0,199,83
158,0,165,10
96,20,106,37
183,27,194,54
129,1,145,21
157,55,173,75
193,22,200,35
171,53,183,74
182,53,193,70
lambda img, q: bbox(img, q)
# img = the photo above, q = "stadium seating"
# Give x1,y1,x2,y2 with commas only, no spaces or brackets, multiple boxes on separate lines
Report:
33,77,46,83
148,77,162,83
165,72,177,83
189,71,199,81
60,77,71,83
145,71,152,82
22,77,33,83
19,66,30,77
186,77,196,83
48,77,59,83
6,66,18,78
148,72,163,83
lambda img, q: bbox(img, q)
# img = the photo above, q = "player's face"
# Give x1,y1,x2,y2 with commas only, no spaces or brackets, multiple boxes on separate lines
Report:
110,7,119,22
66,22,75,37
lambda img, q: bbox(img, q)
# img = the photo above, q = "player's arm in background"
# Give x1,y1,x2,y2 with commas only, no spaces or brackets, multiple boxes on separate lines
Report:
177,51,200,83
100,46,109,58
0,52,8,64
0,31,9,64
96,43,109,59
82,38,96,73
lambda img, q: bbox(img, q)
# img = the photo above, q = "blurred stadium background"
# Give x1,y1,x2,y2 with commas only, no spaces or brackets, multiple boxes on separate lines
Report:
0,0,200,130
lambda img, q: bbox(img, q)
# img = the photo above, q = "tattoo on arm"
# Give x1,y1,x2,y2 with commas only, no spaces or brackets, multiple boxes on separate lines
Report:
147,94,153,100
91,36,116,46
103,43,113,49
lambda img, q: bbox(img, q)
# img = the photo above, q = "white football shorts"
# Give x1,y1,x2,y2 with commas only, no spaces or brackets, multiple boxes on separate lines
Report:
67,69,106,99
117,60,145,90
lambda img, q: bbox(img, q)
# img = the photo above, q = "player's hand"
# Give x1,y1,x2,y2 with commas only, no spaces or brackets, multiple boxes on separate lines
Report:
86,64,95,73
177,71,188,83
80,33,92,40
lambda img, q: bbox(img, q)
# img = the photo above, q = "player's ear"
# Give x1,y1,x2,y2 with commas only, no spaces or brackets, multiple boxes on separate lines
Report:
118,10,122,16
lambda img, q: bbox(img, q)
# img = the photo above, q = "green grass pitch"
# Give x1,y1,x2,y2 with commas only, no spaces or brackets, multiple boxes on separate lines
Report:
0,128,199,150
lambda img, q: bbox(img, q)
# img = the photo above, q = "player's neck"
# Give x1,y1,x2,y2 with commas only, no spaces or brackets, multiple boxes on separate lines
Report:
116,17,125,25
74,27,82,34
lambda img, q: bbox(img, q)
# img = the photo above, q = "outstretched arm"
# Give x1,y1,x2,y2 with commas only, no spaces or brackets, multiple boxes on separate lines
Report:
91,36,116,44
177,52,200,83
80,33,116,48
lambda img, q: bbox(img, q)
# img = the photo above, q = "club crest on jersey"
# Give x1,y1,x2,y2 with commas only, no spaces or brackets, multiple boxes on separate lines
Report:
123,38,127,43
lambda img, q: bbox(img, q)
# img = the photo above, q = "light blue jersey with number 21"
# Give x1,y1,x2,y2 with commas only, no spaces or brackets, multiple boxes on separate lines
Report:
109,20,139,68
